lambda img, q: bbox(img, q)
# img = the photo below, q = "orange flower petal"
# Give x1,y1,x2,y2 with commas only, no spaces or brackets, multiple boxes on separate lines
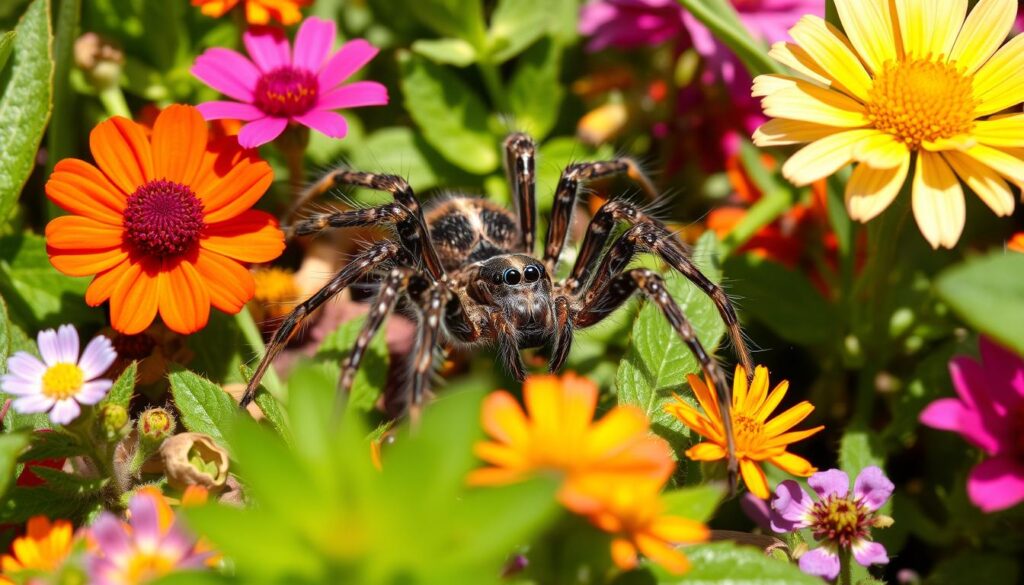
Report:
198,158,274,224
610,538,639,571
158,259,211,335
473,442,527,468
649,516,710,544
465,467,526,487
46,215,124,250
685,441,727,461
200,210,285,263
86,262,133,306
46,159,127,224
636,533,691,575
523,374,567,436
480,390,530,446
686,373,721,422
764,426,825,450
560,372,600,437
48,246,129,277
586,407,648,458
152,105,209,186
769,451,818,477
763,401,816,437
89,116,153,194
740,459,770,499
742,366,771,413
665,399,722,444
110,258,161,335
192,250,255,314
754,381,789,423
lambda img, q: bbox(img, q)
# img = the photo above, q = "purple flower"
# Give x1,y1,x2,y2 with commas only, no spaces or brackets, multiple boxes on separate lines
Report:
88,488,210,584
919,337,1024,513
1,324,116,425
192,17,388,148
770,467,893,580
579,0,687,52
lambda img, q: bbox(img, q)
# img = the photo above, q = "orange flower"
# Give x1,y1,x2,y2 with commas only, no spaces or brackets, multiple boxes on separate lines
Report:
45,105,285,335
0,516,74,578
1009,232,1024,253
665,365,823,499
468,373,674,512
582,481,709,575
191,0,311,25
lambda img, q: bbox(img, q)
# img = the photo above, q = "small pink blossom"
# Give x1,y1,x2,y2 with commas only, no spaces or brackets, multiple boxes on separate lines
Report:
920,337,1024,513
192,17,388,148
579,0,687,52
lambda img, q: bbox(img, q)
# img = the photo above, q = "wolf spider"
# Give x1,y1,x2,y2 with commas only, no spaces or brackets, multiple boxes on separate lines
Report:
239,133,753,476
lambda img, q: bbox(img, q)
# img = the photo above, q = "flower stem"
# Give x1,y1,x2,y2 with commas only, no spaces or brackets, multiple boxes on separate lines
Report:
98,85,131,119
235,306,285,400
676,0,783,77
838,548,853,585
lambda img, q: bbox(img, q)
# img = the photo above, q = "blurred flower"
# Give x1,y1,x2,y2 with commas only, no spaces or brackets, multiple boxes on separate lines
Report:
250,266,300,322
665,365,822,499
579,0,686,52
919,337,1024,512
160,433,230,492
45,105,285,335
0,516,75,577
88,488,210,584
578,102,630,145
468,373,674,511
192,17,388,148
191,0,311,25
1,325,116,425
582,481,709,575
101,324,194,386
73,32,123,89
1008,232,1024,253
752,0,1024,249
771,467,894,580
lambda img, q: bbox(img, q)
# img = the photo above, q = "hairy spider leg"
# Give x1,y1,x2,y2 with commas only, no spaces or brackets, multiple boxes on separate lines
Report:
410,285,448,412
542,159,657,274
503,133,537,254
239,241,405,408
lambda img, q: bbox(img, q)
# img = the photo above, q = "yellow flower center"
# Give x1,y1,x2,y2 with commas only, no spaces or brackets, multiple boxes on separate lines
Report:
865,57,977,150
124,551,177,582
41,363,84,400
732,414,764,449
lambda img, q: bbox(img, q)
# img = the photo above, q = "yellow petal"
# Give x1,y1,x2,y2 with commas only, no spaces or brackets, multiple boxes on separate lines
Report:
743,365,770,414
587,407,648,457
895,0,967,58
943,150,1016,216
740,459,771,499
752,118,840,147
473,442,528,468
650,516,710,544
753,381,787,423
912,152,966,249
768,41,833,86
610,538,639,571
761,80,870,128
845,155,912,222
763,402,816,437
949,0,1018,75
834,0,897,73
782,129,879,186
685,441,727,462
686,373,721,422
764,426,826,450
973,115,1024,148
481,391,530,446
636,534,692,575
789,16,872,101
963,143,1024,189
769,451,818,477
854,132,911,168
973,35,1024,116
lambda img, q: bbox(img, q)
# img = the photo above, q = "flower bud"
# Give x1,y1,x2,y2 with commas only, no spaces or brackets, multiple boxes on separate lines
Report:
138,407,175,442
99,404,129,438
872,514,895,529
73,32,124,89
160,432,229,492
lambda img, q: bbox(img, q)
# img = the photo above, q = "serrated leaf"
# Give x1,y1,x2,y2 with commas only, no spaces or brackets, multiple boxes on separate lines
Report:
0,233,96,329
169,369,237,448
0,432,29,500
240,364,291,442
29,466,107,496
0,0,53,223
407,0,486,48
412,38,477,66
18,430,84,462
661,484,725,523
615,232,727,453
0,31,15,75
486,0,547,62
508,38,563,140
399,53,499,174
316,314,389,414
935,251,1024,355
347,126,472,194
100,361,137,409
654,542,822,584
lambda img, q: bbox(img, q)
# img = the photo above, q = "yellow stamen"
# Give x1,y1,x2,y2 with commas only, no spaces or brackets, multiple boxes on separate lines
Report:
124,552,177,582
732,414,765,451
41,363,84,400
865,57,977,149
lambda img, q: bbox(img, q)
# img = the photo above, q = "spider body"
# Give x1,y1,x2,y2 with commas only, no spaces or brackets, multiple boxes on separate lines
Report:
240,133,753,484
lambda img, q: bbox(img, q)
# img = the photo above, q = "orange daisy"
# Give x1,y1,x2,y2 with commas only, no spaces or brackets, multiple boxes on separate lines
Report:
665,365,823,499
45,105,285,335
191,0,311,25
582,481,709,575
468,373,675,512
0,516,75,579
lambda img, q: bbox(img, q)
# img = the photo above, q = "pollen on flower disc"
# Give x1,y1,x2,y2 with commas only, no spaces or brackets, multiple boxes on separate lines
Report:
123,179,205,258
254,67,319,117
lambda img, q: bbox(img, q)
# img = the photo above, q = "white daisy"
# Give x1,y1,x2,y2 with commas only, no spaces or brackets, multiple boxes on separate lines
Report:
1,324,117,425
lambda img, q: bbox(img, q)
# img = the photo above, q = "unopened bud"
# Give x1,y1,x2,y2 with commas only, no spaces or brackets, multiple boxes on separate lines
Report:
138,408,175,442
872,514,894,529
160,432,229,492
99,404,129,438
74,32,124,88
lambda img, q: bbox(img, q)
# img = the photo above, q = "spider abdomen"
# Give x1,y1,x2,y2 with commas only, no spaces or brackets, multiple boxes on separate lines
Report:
425,197,520,270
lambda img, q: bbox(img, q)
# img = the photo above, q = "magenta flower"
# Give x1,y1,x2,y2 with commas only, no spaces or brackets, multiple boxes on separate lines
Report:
771,467,893,581
579,0,686,52
88,489,210,584
920,337,1024,513
192,17,388,148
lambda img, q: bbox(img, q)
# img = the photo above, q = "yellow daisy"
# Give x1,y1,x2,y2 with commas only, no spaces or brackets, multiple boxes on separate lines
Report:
752,0,1024,249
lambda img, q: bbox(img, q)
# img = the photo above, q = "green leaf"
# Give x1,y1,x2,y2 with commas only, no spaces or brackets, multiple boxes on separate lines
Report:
0,233,97,329
616,232,727,452
935,251,1024,355
0,432,29,501
316,314,389,415
239,364,291,442
27,466,107,496
100,361,137,409
724,255,836,345
168,369,237,448
0,31,15,74
508,38,564,140
654,542,822,584
486,0,547,63
839,428,885,478
0,485,86,523
412,38,477,66
0,294,10,368
348,126,472,194
661,484,725,523
407,0,487,48
141,0,181,71
399,53,499,174
0,323,50,430
46,0,80,186
0,0,53,223
18,429,84,462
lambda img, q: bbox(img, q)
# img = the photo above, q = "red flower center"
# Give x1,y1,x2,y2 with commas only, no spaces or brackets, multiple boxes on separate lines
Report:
253,67,319,117
123,179,205,258
809,496,872,548
113,332,157,360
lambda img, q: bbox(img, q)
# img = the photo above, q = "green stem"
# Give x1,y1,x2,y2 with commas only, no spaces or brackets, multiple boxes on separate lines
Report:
477,61,509,112
98,84,131,119
719,188,796,257
235,306,285,399
838,548,853,585
677,0,783,77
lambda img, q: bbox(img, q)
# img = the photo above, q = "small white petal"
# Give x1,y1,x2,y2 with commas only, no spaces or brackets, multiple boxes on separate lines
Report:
76,380,112,405
36,329,61,366
79,336,117,380
0,375,42,397
48,399,81,425
13,394,54,414
4,353,47,382
55,324,81,364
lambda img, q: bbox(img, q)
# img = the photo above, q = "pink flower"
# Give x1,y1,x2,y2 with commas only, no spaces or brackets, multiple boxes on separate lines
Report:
192,17,388,148
920,337,1024,513
579,0,687,52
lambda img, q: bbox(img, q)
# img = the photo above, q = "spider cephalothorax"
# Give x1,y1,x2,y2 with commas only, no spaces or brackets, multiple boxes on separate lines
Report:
240,133,753,480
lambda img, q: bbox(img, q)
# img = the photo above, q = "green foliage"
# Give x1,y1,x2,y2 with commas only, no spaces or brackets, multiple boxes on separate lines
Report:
168,369,237,448
936,251,1024,355
17,429,84,462
240,364,291,442
101,361,138,410
0,31,15,73
508,38,564,140
661,484,724,523
486,0,548,62
926,553,1020,585
0,233,96,329
653,542,822,584
0,0,52,224
316,314,390,415
0,432,29,501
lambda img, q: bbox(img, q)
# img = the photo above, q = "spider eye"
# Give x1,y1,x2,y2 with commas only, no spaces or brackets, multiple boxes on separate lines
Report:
523,265,542,283
502,268,522,285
